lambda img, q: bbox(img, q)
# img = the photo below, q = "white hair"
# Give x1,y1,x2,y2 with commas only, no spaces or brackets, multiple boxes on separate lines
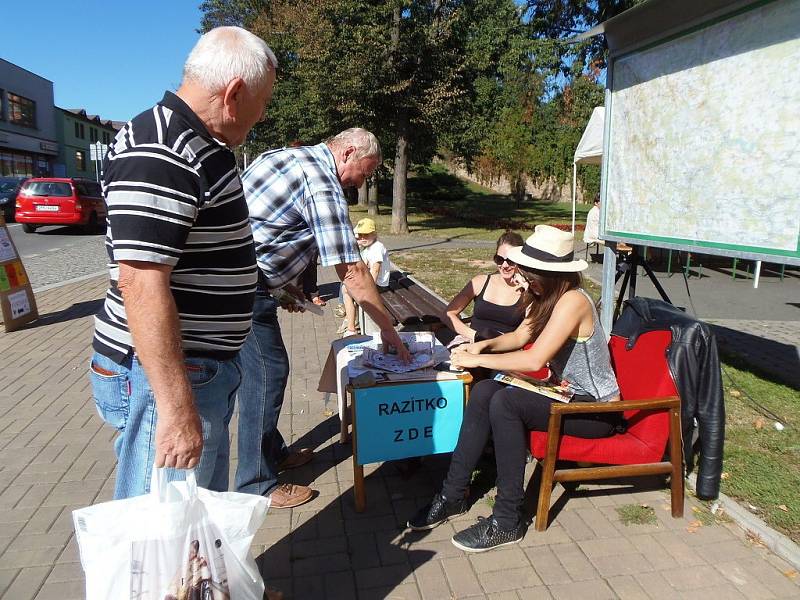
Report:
183,26,278,93
326,128,382,163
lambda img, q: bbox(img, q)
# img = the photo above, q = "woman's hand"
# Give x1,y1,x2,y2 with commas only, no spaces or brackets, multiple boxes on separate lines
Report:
456,342,482,355
450,352,482,369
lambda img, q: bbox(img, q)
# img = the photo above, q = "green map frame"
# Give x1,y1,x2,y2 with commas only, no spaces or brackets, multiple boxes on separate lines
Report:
600,0,800,266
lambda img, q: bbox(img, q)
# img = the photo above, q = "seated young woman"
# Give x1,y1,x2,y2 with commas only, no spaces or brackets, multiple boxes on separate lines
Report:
407,225,621,553
444,230,526,348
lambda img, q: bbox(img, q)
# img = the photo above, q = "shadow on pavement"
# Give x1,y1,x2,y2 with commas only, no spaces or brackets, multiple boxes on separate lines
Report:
23,298,103,329
712,324,800,390
256,445,442,599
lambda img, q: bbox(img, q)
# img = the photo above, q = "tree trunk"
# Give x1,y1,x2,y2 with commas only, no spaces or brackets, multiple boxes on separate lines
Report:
389,6,408,234
392,113,409,234
367,175,379,216
513,173,527,208
357,180,368,206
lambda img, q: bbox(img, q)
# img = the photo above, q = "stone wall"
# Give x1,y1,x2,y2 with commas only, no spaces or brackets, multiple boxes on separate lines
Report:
444,161,590,204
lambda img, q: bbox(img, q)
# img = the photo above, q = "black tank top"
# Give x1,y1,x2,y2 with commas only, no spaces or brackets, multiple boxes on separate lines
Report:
470,274,525,341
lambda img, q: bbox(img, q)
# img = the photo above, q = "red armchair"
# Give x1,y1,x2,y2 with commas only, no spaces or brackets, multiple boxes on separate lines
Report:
529,329,684,531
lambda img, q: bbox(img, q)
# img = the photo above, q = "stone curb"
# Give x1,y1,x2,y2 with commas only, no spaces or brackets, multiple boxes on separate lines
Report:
33,269,107,294
687,474,800,570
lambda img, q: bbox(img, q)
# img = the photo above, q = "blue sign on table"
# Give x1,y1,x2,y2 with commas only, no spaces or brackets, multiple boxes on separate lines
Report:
353,379,465,465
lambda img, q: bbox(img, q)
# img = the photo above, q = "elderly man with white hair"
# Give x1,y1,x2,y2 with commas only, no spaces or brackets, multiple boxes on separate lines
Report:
235,129,411,508
89,26,277,499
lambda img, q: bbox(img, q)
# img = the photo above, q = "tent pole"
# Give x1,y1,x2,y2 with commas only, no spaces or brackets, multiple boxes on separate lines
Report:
571,162,577,234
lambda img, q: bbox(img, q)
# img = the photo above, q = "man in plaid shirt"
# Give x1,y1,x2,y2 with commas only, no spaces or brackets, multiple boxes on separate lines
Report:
236,128,409,508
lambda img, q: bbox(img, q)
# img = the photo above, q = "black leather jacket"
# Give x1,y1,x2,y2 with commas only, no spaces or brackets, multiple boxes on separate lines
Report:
612,297,724,499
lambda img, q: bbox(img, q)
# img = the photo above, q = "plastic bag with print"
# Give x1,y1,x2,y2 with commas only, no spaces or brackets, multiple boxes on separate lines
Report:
73,468,269,600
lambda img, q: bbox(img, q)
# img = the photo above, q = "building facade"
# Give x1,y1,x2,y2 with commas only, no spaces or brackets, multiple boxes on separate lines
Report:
0,59,59,177
55,108,120,179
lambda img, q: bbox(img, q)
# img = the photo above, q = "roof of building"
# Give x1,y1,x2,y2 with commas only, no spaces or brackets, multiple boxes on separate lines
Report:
60,107,118,130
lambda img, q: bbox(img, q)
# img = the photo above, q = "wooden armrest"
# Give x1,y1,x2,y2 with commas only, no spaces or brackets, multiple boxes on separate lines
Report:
550,396,680,415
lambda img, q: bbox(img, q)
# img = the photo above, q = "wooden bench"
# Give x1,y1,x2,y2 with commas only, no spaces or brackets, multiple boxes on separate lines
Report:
359,270,456,344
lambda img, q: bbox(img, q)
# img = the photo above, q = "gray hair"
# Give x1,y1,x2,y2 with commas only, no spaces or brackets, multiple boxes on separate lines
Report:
326,128,382,163
183,26,278,93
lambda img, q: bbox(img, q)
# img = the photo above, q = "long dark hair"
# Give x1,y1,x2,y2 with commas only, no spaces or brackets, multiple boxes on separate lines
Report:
518,266,582,339
496,230,524,251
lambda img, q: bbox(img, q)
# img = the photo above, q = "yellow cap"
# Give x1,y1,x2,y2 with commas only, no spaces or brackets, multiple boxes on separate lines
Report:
354,218,377,234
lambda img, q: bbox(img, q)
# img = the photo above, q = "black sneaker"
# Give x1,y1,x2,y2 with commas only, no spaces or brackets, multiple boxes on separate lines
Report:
407,492,468,531
451,517,524,553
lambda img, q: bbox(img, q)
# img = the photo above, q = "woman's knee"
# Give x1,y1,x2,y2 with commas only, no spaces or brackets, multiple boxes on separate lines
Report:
488,388,519,422
465,380,503,413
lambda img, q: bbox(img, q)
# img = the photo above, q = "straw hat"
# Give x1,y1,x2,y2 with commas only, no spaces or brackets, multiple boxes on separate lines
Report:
507,225,588,272
354,217,376,234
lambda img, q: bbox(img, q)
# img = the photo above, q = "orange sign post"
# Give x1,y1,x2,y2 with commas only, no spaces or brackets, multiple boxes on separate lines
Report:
0,215,39,331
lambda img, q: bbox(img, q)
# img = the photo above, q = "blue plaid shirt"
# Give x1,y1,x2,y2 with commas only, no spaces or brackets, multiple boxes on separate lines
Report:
242,143,361,289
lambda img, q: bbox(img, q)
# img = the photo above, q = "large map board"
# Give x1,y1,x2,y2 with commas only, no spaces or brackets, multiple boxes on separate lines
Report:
602,0,800,265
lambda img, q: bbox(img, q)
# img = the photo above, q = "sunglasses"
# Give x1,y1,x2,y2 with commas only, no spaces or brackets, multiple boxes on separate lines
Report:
493,254,517,267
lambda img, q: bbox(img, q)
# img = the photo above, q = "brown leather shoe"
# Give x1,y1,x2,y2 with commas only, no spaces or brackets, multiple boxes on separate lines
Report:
268,483,314,509
278,448,314,472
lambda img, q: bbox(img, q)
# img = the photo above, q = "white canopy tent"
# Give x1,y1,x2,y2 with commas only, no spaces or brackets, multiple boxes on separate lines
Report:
571,106,605,232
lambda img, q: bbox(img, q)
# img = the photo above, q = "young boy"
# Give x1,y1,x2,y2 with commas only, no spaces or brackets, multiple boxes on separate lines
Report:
341,217,389,336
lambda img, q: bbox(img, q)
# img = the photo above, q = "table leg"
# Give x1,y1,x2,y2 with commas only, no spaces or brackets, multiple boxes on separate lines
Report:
353,458,366,512
340,395,349,444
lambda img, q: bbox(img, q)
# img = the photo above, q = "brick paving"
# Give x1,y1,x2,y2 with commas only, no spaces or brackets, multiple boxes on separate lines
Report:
1,271,799,599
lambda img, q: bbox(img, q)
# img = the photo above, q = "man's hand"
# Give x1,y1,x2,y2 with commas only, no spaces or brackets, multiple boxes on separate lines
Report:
284,283,306,302
380,328,412,363
274,284,307,312
154,408,204,469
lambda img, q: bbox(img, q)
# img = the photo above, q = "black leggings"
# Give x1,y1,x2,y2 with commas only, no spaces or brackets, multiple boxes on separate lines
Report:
441,379,619,529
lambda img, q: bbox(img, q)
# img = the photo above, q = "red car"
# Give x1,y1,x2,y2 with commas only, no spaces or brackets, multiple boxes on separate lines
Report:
15,177,106,234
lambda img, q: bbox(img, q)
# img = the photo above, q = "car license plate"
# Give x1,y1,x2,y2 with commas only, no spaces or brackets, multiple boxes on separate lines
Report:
35,205,59,212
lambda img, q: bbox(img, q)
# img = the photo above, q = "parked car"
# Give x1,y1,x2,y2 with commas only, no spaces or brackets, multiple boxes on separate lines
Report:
15,178,106,234
0,176,28,222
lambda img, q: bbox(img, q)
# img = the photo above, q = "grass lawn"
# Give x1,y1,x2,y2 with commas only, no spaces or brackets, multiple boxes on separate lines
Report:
350,163,589,241
717,354,800,542
391,244,799,543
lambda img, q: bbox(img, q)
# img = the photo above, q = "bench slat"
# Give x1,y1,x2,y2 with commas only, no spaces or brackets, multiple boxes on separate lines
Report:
381,291,420,325
395,286,445,323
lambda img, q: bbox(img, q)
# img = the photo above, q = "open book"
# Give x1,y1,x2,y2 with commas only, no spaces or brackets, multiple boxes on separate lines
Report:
493,371,574,403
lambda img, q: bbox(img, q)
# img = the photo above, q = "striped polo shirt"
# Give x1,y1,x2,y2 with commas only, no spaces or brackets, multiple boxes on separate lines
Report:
92,91,258,363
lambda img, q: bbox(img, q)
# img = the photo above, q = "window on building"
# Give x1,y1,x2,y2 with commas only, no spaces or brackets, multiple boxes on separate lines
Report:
8,93,36,128
79,123,85,139
0,90,5,121
74,121,80,138
90,127,97,142
75,150,86,171
1,152,34,177
102,131,110,144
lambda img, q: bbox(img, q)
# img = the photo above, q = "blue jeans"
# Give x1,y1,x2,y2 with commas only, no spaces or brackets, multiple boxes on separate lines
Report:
89,352,241,499
234,290,290,495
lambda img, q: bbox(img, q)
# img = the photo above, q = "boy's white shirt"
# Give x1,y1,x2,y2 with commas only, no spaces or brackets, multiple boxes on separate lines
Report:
360,240,390,287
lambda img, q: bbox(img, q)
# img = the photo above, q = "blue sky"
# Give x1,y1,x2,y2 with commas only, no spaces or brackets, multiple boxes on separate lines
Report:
3,1,203,122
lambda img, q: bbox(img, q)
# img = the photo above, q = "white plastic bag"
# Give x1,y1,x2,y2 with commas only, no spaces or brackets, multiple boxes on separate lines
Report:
73,468,269,600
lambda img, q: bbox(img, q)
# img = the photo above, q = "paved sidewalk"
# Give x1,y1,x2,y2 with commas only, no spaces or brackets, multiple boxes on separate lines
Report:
1,272,800,599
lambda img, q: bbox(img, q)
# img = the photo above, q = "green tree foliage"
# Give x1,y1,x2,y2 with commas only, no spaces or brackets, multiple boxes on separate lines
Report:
523,0,646,76
528,75,604,200
198,0,641,226
201,0,491,233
